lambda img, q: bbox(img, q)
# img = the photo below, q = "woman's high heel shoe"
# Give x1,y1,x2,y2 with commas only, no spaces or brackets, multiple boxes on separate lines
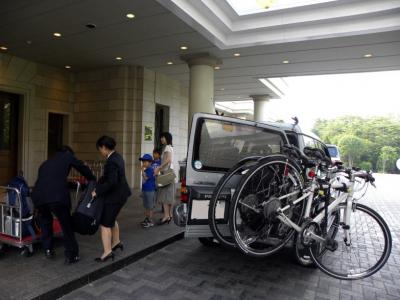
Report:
95,252,115,262
158,217,171,225
112,242,124,252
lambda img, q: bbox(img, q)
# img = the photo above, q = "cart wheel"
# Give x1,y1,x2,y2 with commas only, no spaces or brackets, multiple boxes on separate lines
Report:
21,245,34,257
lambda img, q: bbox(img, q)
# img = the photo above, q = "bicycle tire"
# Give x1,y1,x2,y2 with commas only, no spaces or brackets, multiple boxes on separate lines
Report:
309,203,392,280
229,155,305,257
209,156,262,248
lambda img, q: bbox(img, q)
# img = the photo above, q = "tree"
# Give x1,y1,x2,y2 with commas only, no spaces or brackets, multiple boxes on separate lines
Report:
377,146,399,173
337,134,368,167
312,115,400,172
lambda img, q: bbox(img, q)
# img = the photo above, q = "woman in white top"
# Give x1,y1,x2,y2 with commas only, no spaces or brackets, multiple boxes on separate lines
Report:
155,132,175,225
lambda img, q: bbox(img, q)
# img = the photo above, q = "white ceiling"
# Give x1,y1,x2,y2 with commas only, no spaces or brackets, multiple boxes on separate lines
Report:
0,0,399,102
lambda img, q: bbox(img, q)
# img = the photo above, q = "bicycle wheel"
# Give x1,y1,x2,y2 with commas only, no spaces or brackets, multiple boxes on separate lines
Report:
309,203,392,280
230,155,305,257
209,156,262,248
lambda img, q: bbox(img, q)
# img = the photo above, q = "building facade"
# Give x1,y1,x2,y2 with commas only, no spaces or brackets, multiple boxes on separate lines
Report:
0,53,189,188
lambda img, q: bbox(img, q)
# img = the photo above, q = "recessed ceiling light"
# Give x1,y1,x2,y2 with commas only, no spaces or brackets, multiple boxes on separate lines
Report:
364,53,373,58
115,56,123,60
167,61,173,65
126,13,135,19
234,53,241,57
214,66,220,70
180,46,188,50
85,23,96,29
65,65,71,69
0,46,7,51
53,32,62,37
282,60,290,64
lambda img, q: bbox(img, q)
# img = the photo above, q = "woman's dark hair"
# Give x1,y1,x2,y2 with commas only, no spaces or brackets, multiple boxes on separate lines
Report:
96,135,116,150
160,132,173,146
58,145,75,156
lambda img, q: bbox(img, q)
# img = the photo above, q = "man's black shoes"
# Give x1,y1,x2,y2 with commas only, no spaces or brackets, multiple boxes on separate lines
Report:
64,256,80,265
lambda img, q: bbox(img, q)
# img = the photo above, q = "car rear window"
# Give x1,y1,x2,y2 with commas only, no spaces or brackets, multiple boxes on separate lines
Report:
327,146,339,157
193,119,285,171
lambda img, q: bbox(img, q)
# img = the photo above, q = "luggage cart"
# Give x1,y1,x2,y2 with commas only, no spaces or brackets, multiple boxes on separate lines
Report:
0,181,81,257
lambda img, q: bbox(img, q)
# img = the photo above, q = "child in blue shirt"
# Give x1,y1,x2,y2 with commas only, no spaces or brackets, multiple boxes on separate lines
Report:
151,148,162,212
152,148,162,171
139,154,156,228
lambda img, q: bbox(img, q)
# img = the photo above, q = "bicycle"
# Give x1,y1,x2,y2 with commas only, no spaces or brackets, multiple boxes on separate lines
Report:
228,146,392,280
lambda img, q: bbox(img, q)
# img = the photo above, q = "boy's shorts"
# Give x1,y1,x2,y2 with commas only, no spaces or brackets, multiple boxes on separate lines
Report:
142,191,155,209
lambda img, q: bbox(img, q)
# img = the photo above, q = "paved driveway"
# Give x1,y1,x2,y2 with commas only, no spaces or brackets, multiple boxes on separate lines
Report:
62,174,400,300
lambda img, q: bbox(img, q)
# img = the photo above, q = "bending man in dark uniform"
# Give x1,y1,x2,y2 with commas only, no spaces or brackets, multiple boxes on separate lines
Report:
32,146,96,265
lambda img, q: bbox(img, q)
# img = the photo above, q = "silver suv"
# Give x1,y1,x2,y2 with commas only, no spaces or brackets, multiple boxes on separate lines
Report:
174,113,330,244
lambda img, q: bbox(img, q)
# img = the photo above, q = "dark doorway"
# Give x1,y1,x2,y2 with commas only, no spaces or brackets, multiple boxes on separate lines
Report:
155,104,170,147
48,113,68,158
0,92,20,185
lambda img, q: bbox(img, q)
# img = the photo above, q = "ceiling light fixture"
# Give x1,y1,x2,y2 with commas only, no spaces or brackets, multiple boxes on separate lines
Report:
214,66,220,70
115,56,123,60
256,0,275,9
65,65,71,69
126,13,135,19
234,53,241,57
53,32,62,37
167,61,173,65
363,53,373,58
282,60,290,64
220,88,225,91
180,46,188,50
0,46,7,51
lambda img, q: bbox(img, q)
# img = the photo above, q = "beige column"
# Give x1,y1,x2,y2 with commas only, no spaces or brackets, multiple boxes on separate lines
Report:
181,53,221,124
251,94,270,122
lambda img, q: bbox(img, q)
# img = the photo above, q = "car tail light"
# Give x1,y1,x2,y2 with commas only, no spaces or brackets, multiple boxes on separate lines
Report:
180,178,188,202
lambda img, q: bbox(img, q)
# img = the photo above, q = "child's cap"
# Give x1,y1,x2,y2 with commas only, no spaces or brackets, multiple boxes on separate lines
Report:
139,153,153,161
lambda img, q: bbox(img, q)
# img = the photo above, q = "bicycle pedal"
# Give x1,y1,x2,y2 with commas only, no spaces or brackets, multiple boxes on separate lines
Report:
325,239,338,252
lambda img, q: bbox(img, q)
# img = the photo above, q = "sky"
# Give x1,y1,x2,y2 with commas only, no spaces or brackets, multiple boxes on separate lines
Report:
262,70,400,132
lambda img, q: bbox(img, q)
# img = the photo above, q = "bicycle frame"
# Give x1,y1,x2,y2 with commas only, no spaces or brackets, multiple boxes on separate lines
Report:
275,164,357,244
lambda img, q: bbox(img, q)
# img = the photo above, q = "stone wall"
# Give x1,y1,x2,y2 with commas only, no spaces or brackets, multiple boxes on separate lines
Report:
0,53,74,185
73,66,145,187
142,69,189,175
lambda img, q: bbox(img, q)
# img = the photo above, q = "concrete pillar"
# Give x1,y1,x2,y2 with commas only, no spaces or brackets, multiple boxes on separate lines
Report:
251,94,270,122
181,53,221,123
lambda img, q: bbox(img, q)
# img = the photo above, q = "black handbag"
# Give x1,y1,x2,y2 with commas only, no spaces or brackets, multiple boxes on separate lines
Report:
72,181,104,235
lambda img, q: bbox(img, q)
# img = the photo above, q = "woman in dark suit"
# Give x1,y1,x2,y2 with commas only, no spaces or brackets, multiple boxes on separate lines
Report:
92,136,131,262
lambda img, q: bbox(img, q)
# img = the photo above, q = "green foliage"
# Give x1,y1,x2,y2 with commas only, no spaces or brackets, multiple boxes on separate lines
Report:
313,116,400,173
377,146,399,173
359,161,373,171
